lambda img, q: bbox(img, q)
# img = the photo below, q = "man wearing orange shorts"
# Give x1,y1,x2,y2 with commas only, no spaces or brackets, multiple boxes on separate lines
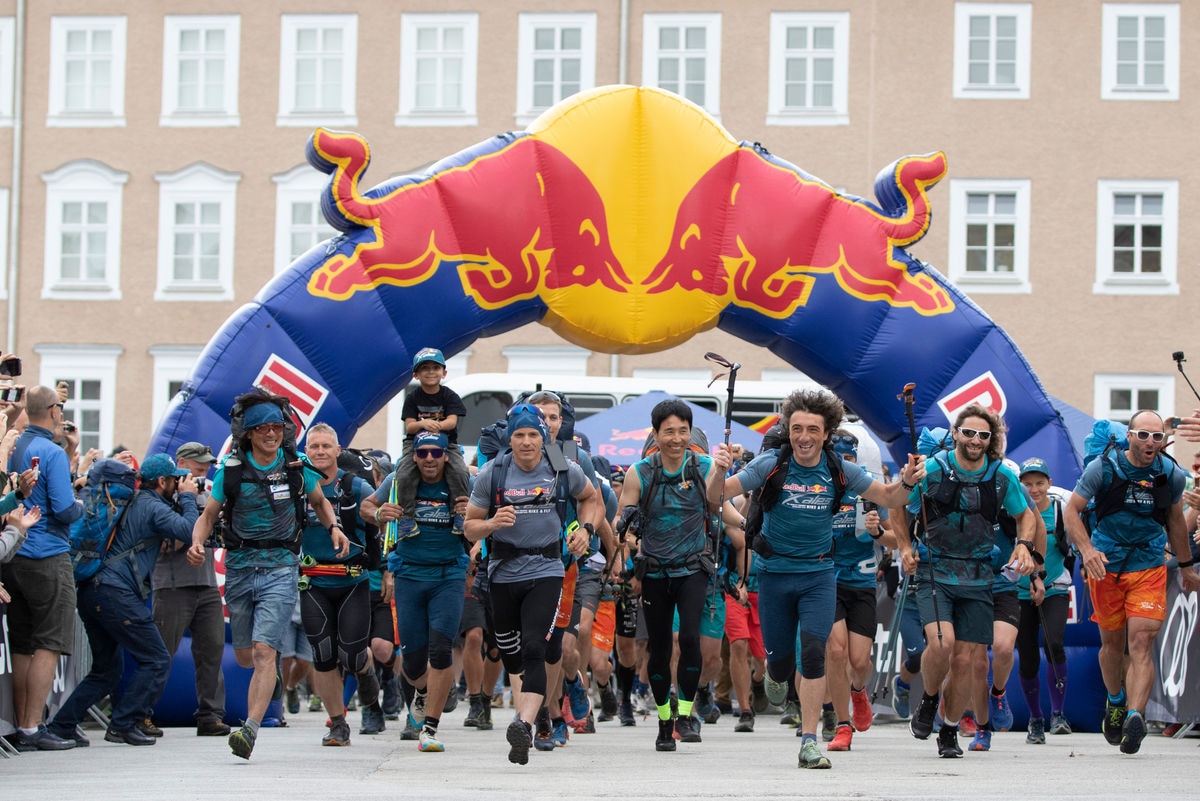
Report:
1064,410,1200,755
724,552,766,733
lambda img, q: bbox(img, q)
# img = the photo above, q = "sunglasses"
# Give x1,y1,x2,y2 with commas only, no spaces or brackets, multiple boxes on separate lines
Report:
830,434,858,447
415,448,444,459
252,422,284,433
1128,429,1166,443
49,401,65,411
956,426,992,442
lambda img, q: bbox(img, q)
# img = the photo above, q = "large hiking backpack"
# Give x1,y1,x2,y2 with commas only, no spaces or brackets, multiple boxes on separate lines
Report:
220,388,311,552
1080,418,1174,530
477,389,580,464
70,458,143,582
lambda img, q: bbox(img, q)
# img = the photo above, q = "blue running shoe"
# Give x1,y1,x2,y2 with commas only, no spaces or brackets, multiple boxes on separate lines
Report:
988,690,1013,732
551,720,570,747
892,676,911,719
566,676,590,722
969,729,991,751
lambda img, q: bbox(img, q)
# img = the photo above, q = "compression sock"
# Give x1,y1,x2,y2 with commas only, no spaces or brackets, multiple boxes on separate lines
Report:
1020,674,1041,716
656,702,672,721
1108,689,1126,706
616,663,635,703
1047,660,1068,714
677,699,694,718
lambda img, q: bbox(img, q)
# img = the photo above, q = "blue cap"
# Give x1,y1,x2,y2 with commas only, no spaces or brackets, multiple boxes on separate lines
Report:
506,403,548,441
412,347,446,370
243,402,285,430
414,431,449,450
1019,457,1050,478
140,453,189,481
831,430,858,457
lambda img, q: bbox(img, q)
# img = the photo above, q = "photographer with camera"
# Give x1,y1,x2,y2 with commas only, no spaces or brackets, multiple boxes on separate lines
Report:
148,441,229,737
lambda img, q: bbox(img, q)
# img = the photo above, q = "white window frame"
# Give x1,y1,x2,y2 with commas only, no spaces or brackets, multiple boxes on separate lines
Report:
501,345,590,375
41,160,127,300
766,11,850,126
1094,179,1177,295
952,3,1032,100
34,344,123,454
160,15,240,127
272,164,338,275
149,345,203,429
397,13,478,127
47,15,127,127
641,13,722,117
0,17,15,125
946,178,1031,293
1093,373,1174,423
278,14,358,127
154,163,239,301
515,12,596,127
1101,4,1179,101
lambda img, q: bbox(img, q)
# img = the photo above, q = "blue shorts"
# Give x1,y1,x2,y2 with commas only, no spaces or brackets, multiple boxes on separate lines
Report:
224,564,299,652
757,568,837,669
395,574,467,655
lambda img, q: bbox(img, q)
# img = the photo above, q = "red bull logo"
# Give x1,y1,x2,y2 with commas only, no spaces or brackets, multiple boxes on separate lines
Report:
304,86,955,352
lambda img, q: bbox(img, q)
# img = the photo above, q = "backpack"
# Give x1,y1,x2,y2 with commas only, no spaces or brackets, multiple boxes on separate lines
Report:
634,450,718,574
69,459,146,582
220,389,311,552
477,389,580,465
1080,418,1174,530
1048,496,1076,577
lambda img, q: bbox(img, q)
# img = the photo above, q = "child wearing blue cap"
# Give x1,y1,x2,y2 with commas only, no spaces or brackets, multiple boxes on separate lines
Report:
395,347,470,538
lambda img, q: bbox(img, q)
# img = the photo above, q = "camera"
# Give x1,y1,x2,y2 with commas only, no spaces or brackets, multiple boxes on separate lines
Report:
0,385,24,403
62,420,77,433
861,499,879,513
0,356,20,377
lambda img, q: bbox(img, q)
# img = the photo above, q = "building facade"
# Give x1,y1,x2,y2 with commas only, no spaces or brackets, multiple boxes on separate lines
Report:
0,1,1193,457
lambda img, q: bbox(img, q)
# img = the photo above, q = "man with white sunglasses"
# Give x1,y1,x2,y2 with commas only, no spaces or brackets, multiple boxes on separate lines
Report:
1064,410,1200,756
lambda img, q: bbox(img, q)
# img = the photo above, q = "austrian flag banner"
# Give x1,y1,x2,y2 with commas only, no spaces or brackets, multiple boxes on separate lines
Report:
252,354,329,434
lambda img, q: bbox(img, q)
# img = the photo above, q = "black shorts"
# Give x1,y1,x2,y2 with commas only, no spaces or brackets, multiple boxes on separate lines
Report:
369,589,398,646
459,591,489,637
834,584,878,639
992,589,1020,628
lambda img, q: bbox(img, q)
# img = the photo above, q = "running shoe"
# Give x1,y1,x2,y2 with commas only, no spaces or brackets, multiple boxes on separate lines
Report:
451,513,465,537
619,701,637,727
1120,710,1146,754
506,720,532,765
750,678,769,714
309,695,324,713
286,687,300,715
675,715,702,743
851,688,873,732
442,692,459,714
400,713,421,740
381,676,402,720
1026,717,1046,745
418,727,445,752
820,709,838,742
567,676,591,722
779,700,800,727
764,674,788,707
412,688,427,726
989,690,1013,732
573,711,596,734
655,718,677,752
969,728,991,751
892,676,911,719
733,711,755,733
476,701,494,731
958,713,978,736
1049,712,1072,735
599,681,619,718
937,726,963,758
228,726,256,759
464,694,484,728
799,738,832,769
1102,697,1127,746
911,693,939,740
397,516,420,540
360,703,386,735
322,718,351,747
827,724,853,752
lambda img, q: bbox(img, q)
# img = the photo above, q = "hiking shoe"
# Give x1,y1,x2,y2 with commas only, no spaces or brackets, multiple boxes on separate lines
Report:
937,726,963,758
694,684,717,722
750,678,769,714
137,718,164,737
779,700,800,727
308,695,323,713
1120,710,1147,754
477,701,494,731
764,674,788,707
969,728,991,751
989,690,1013,732
360,703,386,735
551,719,571,746
675,715,702,743
381,676,402,720
400,713,421,740
573,711,595,734
567,677,591,721
1102,697,1127,746
911,693,939,740
1049,712,1072,735
286,687,300,715
16,724,75,751
443,692,459,714
397,516,420,540
892,676,911,719
418,726,444,752
228,726,256,759
105,726,156,746
734,711,755,732
959,713,978,736
464,694,484,727
799,738,832,769
412,688,427,726
322,718,351,746
533,729,556,752
599,681,619,718
451,513,465,537
506,720,532,765
851,688,874,732
655,718,677,751
820,709,838,741
1026,717,1046,745
619,701,637,727
828,724,853,751
63,725,90,747
197,719,231,737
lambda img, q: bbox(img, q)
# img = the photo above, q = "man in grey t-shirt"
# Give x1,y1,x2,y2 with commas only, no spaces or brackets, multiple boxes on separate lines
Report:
464,403,598,765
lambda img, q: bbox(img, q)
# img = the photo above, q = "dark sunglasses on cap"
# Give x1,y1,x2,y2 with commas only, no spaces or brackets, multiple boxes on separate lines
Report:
956,426,992,442
415,448,445,459
830,434,858,447
1128,429,1166,443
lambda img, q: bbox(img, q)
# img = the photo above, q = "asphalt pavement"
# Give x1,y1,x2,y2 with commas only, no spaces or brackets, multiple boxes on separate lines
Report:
2,700,1197,800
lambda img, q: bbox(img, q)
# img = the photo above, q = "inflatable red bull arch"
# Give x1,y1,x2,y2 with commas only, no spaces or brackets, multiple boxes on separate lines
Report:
149,85,1098,727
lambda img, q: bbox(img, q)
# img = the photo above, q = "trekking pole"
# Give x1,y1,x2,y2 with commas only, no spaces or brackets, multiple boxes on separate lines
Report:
1173,351,1200,405
1032,578,1066,696
870,573,910,704
705,352,744,583
900,382,942,645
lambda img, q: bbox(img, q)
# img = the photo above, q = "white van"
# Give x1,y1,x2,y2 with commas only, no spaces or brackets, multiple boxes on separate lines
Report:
443,372,823,460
